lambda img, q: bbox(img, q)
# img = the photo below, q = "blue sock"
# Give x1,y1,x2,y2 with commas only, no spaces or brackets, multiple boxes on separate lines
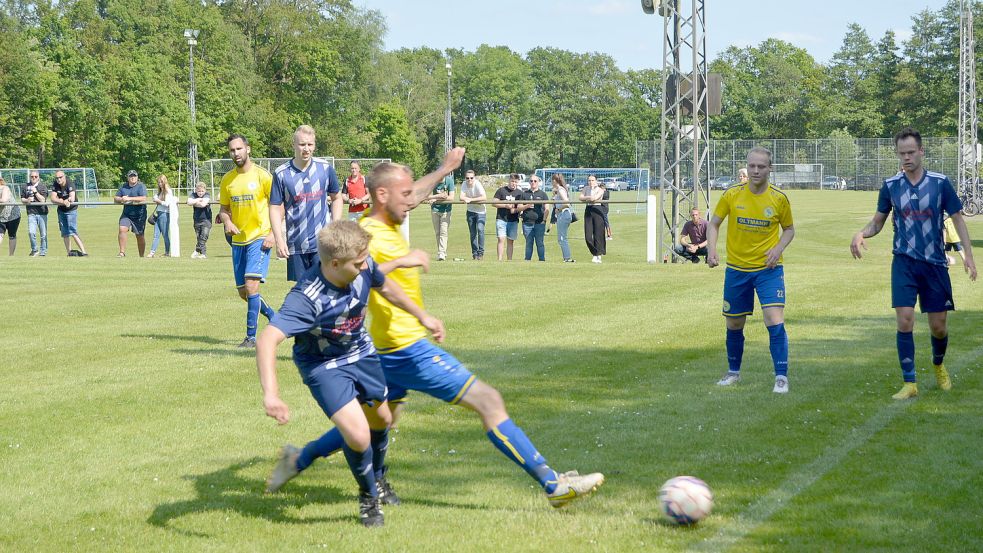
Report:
370,428,389,480
246,294,261,338
931,334,948,366
342,444,377,497
726,328,745,373
486,419,559,493
259,296,276,320
767,323,789,377
897,331,916,383
296,428,345,471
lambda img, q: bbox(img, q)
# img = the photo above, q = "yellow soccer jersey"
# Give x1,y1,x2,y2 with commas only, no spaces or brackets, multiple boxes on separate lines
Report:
360,217,428,352
712,184,793,271
219,165,273,245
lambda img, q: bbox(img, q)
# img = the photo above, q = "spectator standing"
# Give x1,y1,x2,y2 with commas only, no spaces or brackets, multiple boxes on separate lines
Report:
114,170,148,257
187,181,213,258
21,170,48,256
492,174,522,261
343,161,370,222
49,171,88,256
459,169,486,260
579,175,606,263
0,176,22,255
674,207,709,263
601,183,613,240
149,175,176,257
551,174,575,262
429,175,455,261
519,175,549,261
738,167,749,184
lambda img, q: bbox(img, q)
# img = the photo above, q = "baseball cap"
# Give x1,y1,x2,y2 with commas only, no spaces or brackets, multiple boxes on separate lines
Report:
127,170,138,177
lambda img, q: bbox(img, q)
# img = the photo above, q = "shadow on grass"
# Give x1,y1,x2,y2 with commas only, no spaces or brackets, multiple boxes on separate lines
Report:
147,457,351,537
121,333,231,346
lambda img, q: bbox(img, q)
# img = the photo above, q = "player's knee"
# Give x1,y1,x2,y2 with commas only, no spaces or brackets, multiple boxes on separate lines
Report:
466,381,506,415
345,431,371,452
236,288,248,300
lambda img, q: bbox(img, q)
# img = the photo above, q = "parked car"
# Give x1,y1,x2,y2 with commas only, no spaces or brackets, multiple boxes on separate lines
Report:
712,176,738,189
600,177,628,191
822,175,847,190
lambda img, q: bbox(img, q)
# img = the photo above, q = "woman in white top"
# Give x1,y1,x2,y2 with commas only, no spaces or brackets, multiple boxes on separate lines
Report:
579,174,606,263
149,174,177,257
0,175,22,255
551,174,575,262
459,169,487,260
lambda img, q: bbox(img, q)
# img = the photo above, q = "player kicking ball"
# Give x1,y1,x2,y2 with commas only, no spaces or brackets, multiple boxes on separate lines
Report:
256,220,444,527
279,148,604,510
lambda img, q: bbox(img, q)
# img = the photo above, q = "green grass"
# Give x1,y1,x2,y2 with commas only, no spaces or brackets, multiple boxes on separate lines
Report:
1,191,982,552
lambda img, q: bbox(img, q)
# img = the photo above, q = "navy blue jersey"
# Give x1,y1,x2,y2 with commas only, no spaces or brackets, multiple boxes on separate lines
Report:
270,256,386,373
270,158,340,255
116,182,148,219
877,171,962,267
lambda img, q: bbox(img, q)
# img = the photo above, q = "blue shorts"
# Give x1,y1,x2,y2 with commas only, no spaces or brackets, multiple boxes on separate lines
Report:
232,240,271,287
380,339,477,405
287,251,319,281
496,219,518,240
301,355,388,418
722,266,786,317
58,210,78,237
119,215,147,235
891,255,954,312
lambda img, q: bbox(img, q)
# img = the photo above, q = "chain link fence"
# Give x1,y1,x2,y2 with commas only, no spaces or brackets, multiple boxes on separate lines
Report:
637,137,963,191
0,167,100,204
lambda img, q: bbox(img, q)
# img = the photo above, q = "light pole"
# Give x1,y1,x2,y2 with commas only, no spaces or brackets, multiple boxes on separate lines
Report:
184,29,200,191
444,62,452,154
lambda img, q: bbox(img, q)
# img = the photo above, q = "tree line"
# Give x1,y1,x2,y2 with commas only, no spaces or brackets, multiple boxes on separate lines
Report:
0,0,979,187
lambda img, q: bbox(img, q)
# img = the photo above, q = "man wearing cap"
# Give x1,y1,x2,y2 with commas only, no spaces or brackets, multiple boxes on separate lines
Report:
21,170,48,256
114,170,148,257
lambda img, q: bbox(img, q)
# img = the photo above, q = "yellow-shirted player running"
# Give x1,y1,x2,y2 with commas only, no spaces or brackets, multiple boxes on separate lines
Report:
707,146,795,393
218,133,277,348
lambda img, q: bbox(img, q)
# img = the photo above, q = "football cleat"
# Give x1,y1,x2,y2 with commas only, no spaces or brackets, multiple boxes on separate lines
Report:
376,474,401,505
265,444,300,493
933,364,952,391
548,471,605,508
717,372,741,386
892,382,919,400
773,375,789,394
237,337,257,348
358,493,384,527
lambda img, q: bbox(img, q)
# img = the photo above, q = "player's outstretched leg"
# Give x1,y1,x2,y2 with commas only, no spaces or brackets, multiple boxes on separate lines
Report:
266,444,301,493
363,401,399,505
460,380,604,507
259,296,276,321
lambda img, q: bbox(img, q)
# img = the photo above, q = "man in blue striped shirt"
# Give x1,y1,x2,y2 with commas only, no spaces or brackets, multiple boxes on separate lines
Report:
270,125,343,281
851,127,977,399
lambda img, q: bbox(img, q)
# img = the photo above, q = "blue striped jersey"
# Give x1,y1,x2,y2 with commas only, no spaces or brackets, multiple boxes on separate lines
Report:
877,170,962,266
270,158,340,255
269,257,386,374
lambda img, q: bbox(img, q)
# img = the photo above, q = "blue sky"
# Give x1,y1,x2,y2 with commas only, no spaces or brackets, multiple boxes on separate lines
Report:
357,0,948,70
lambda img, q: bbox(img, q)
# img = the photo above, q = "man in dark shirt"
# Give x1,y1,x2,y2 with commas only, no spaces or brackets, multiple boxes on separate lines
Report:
187,182,213,258
114,170,148,257
49,171,88,256
492,174,522,261
519,175,550,261
21,170,48,256
675,207,708,263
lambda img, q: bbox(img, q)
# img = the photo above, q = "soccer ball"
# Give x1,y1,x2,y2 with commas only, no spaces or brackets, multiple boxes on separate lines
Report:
659,476,713,525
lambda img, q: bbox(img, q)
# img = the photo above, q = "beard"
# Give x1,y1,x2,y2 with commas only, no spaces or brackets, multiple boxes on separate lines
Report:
233,156,247,168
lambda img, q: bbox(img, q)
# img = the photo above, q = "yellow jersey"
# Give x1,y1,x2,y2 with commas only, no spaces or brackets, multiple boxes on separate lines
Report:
360,217,428,352
712,184,793,271
219,165,273,245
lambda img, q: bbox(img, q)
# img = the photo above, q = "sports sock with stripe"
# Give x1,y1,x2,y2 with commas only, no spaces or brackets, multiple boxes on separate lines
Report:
486,418,559,493
897,331,916,383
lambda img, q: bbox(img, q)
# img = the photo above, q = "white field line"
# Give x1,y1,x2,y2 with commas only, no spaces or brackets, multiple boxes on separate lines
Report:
693,344,983,552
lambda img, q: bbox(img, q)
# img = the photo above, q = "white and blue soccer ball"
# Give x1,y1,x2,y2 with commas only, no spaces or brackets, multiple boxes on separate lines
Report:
659,476,713,525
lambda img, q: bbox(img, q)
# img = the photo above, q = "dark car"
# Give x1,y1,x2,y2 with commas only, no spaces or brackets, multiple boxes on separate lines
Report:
712,176,738,189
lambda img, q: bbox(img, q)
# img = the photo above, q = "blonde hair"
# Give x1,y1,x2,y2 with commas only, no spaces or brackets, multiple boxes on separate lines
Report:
317,220,371,262
156,175,171,199
294,125,316,143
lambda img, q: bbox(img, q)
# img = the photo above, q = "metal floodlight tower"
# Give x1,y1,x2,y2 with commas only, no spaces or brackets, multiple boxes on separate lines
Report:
444,62,453,154
643,0,711,262
957,0,979,210
185,29,200,190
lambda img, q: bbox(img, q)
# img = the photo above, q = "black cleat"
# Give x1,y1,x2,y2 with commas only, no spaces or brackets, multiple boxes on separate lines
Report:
237,337,257,348
376,475,401,505
359,493,384,527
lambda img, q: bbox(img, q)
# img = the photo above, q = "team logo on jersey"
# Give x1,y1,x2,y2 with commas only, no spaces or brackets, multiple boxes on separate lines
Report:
722,300,731,312
248,181,258,190
763,206,775,218
432,355,442,363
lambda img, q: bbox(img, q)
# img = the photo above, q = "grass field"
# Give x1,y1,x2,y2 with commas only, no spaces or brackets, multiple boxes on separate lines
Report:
2,191,982,552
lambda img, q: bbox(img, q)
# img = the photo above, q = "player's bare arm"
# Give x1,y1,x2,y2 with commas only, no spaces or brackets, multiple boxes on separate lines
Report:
765,225,795,269
269,203,288,258
706,214,724,268
851,211,888,259
377,276,445,343
949,212,977,280
330,191,343,222
219,204,240,236
256,325,290,424
378,249,430,275
410,147,465,206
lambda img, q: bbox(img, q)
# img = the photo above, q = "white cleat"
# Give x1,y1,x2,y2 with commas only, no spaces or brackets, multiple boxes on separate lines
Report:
717,372,741,386
773,375,789,394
